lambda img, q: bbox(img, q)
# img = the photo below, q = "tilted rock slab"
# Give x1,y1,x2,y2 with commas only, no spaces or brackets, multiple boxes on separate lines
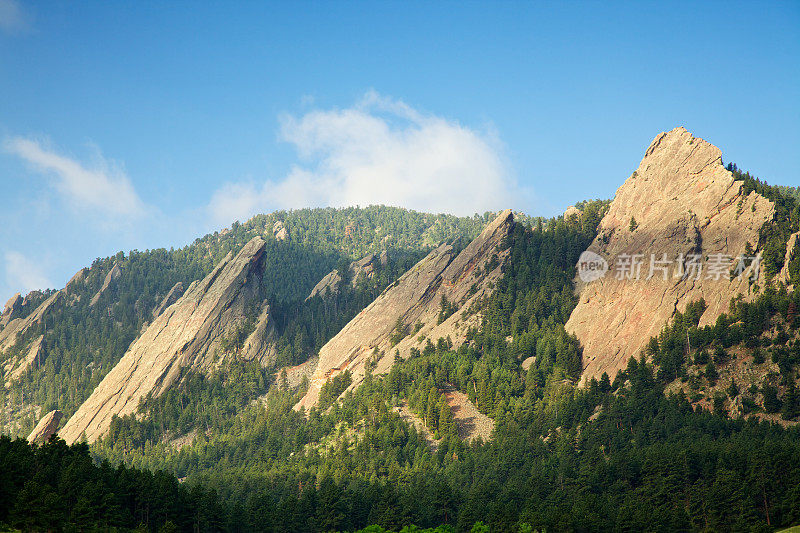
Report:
4,335,45,387
89,262,122,306
778,231,799,286
306,253,381,300
0,290,63,355
296,210,514,410
152,281,185,318
28,410,63,444
60,237,274,444
566,127,775,384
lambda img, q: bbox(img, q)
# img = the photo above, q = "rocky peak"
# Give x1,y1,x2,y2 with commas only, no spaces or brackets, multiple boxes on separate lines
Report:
565,127,776,383
60,236,275,444
3,293,22,317
296,210,514,410
0,290,63,354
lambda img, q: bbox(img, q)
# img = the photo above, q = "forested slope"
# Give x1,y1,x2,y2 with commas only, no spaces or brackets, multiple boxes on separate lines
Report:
1,207,488,437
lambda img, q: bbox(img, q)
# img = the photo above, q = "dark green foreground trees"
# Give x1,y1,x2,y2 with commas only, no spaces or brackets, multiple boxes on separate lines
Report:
0,435,227,531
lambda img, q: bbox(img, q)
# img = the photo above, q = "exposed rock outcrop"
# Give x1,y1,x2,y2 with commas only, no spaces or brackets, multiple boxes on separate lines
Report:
307,270,343,300
241,303,278,366
566,127,775,384
563,205,583,220
0,290,63,354
778,232,799,286
273,220,289,241
66,268,87,292
4,335,45,386
306,253,382,300
3,293,22,317
296,210,514,410
90,262,122,306
60,237,273,444
152,282,185,318
28,410,63,444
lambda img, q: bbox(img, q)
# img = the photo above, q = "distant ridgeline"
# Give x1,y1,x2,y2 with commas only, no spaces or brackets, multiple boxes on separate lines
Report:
3,131,800,532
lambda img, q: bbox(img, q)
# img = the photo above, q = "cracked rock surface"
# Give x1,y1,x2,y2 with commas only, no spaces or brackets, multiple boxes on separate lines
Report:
60,237,273,444
296,210,515,410
566,127,776,384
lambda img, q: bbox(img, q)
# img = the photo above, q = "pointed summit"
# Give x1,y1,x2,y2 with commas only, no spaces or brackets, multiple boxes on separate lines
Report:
296,210,515,410
566,128,776,383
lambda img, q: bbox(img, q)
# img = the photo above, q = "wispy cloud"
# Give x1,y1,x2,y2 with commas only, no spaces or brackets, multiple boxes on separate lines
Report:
208,91,518,226
4,137,147,219
0,0,28,34
4,251,52,295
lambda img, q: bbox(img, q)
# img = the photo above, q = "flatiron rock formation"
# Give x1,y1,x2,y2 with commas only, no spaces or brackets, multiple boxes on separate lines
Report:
60,237,275,444
152,282,185,318
0,290,63,381
4,335,45,387
28,410,63,444
296,210,514,410
307,253,382,300
566,127,776,383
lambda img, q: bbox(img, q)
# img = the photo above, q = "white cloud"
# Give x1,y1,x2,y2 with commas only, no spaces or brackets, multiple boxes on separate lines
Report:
4,251,52,295
4,137,147,219
0,0,27,34
208,91,517,226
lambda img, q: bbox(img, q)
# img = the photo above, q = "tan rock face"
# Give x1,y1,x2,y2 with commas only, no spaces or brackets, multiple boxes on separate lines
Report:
0,291,63,354
66,268,87,292
3,293,22,317
778,232,799,286
28,410,63,444
565,127,775,384
563,206,583,220
152,282,185,318
4,335,45,386
307,270,343,300
296,210,514,410
60,237,274,444
90,262,122,306
306,253,381,300
273,220,289,241
241,303,277,366
1,293,23,328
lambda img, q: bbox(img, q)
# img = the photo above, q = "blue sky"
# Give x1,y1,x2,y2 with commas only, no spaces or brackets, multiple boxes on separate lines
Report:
0,1,798,302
